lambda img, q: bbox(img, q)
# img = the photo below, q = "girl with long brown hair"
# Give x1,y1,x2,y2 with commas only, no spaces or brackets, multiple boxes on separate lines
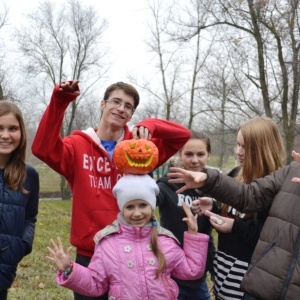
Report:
193,117,285,300
0,100,39,300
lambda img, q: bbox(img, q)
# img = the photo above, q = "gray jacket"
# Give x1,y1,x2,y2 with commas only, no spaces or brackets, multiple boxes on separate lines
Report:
201,162,300,300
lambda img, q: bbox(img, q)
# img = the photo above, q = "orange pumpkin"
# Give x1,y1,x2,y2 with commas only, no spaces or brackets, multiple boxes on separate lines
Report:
114,139,159,174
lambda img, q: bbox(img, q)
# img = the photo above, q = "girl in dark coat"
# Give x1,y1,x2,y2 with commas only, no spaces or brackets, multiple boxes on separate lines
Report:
192,117,285,299
157,130,216,300
0,101,39,300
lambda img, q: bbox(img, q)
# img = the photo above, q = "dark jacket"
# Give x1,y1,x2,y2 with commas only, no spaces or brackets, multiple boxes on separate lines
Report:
201,163,300,300
157,173,216,289
0,164,39,290
213,166,268,300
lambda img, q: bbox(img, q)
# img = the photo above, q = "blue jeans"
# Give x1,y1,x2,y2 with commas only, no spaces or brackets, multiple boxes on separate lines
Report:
74,254,108,300
178,280,211,300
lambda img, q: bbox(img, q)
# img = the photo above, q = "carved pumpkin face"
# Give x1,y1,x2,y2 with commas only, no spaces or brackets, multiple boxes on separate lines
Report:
114,139,159,174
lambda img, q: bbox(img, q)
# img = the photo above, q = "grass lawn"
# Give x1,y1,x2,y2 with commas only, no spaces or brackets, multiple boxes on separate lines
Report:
35,165,61,193
9,200,74,300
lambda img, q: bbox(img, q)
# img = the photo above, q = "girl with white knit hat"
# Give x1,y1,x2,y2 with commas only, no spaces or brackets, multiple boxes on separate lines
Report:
46,174,209,300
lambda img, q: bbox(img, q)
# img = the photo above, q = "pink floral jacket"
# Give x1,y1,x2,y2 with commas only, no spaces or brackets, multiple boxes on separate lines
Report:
57,217,209,300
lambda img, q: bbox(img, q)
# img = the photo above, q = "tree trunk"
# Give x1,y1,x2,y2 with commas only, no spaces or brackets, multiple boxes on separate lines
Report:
60,175,71,200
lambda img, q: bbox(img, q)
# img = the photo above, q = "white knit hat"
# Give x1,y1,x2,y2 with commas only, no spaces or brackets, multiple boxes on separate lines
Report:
113,174,159,211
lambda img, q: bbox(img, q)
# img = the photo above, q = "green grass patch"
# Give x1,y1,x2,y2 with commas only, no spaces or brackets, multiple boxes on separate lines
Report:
9,200,74,300
209,155,236,172
35,165,61,193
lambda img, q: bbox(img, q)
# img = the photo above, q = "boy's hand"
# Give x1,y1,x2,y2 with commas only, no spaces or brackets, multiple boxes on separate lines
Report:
132,126,152,139
59,80,80,95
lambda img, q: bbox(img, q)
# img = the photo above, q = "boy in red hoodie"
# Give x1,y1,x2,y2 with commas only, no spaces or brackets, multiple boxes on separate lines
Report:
32,80,190,300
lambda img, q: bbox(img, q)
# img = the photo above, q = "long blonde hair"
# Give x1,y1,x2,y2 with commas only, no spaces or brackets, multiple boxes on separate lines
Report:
221,117,285,217
150,216,166,278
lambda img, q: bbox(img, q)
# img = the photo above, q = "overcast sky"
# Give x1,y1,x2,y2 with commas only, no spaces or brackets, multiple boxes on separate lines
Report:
3,0,152,86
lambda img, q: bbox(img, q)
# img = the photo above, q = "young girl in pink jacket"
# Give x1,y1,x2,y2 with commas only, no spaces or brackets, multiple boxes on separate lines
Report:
47,174,209,300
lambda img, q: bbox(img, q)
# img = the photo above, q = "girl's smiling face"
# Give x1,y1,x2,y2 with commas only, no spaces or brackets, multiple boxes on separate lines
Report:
0,113,21,165
123,199,153,226
179,138,210,172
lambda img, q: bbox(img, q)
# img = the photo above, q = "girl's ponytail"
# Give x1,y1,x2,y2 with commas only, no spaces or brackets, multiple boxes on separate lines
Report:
150,216,166,278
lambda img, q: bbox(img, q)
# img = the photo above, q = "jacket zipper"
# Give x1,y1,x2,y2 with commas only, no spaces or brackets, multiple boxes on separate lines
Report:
135,227,147,299
247,240,277,273
280,232,300,299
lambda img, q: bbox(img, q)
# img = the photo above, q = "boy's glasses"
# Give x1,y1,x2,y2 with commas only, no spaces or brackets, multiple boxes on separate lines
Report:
105,98,135,113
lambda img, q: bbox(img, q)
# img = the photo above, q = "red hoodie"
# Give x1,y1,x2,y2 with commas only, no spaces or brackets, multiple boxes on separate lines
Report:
32,85,190,257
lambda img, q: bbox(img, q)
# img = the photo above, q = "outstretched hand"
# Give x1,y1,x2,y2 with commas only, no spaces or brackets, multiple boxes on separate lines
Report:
46,237,73,271
209,215,234,233
182,202,198,234
291,151,300,183
167,167,207,193
59,80,80,95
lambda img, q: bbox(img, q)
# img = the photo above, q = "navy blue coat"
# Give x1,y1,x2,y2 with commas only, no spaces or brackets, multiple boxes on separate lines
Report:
0,164,39,290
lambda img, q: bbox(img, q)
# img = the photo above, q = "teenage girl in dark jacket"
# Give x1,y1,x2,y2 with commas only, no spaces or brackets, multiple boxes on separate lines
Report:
157,130,215,300
0,101,39,300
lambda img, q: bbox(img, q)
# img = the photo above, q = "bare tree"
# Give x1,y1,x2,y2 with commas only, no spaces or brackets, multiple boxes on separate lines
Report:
129,0,187,125
167,0,219,129
0,0,7,30
200,47,253,168
132,0,220,129
130,0,300,170
14,0,110,198
197,0,300,162
0,0,8,100
257,0,300,162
